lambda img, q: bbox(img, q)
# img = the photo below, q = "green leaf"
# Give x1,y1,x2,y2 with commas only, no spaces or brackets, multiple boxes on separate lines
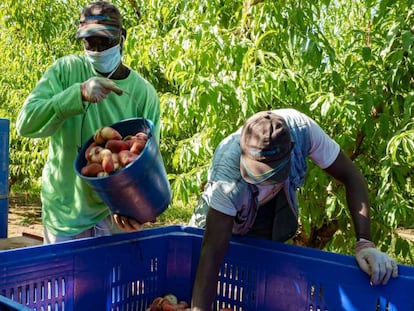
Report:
402,30,414,51
362,46,371,62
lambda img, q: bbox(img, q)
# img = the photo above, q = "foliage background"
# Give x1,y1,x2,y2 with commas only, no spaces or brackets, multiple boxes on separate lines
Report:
1,0,413,263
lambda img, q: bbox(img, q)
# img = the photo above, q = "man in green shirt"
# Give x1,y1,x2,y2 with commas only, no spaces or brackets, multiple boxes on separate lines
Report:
17,1,161,243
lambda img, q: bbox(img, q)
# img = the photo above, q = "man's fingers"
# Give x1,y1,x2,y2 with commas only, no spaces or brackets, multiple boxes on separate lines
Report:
369,259,398,285
108,84,123,95
381,262,393,285
356,256,371,275
355,246,399,286
100,79,123,95
113,214,143,232
369,260,380,285
392,260,399,278
126,218,144,231
113,214,124,228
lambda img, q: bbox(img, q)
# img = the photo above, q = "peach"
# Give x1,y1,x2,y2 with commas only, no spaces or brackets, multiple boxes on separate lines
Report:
135,131,148,141
176,301,189,309
86,145,103,163
112,153,120,171
160,305,175,311
81,163,104,177
118,150,138,167
94,126,122,144
130,139,146,155
85,142,98,160
160,300,175,311
150,297,164,311
124,135,138,148
105,139,130,153
100,148,114,173
122,134,133,141
163,294,178,305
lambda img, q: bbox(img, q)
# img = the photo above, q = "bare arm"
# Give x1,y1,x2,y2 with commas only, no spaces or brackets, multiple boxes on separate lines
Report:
191,208,234,311
323,150,371,240
324,150,399,284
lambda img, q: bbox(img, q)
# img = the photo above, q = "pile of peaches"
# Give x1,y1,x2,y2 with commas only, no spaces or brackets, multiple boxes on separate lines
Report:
80,126,148,177
146,294,232,311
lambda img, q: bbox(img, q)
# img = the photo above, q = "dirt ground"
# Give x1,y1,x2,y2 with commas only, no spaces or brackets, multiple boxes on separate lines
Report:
7,194,43,238
5,193,414,243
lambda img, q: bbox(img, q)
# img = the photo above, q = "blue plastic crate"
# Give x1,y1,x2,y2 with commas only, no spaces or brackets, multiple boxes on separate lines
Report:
0,225,413,311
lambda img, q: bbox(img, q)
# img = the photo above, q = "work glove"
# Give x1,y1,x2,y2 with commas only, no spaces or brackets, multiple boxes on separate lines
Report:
355,238,398,285
81,77,123,103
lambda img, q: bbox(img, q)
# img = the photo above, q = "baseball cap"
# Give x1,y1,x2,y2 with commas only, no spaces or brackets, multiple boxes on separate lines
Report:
240,111,293,184
76,1,122,39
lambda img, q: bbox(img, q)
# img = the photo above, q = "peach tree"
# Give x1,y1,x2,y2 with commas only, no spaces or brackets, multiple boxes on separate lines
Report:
1,0,413,263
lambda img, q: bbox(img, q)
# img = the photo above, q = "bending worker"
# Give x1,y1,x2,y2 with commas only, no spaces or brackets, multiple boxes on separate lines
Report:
189,108,398,310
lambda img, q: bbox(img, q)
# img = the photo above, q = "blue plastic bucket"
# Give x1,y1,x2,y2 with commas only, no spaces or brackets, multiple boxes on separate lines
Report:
74,118,171,223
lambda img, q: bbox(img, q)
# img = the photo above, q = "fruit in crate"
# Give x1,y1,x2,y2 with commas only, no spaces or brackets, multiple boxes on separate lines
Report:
163,293,178,304
80,126,148,177
147,294,189,311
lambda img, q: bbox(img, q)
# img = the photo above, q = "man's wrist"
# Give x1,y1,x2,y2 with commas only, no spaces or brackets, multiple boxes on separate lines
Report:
355,238,376,252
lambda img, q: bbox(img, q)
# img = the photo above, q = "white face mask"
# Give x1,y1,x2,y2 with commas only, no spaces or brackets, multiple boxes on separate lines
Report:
84,44,121,74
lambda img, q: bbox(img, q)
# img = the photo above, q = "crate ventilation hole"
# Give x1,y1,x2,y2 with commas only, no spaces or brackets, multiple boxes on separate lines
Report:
308,283,328,311
4,279,67,311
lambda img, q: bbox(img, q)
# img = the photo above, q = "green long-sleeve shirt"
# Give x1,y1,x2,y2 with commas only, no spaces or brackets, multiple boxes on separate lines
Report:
16,54,161,236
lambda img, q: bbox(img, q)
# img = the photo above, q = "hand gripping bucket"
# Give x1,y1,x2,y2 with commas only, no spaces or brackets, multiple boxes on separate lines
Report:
74,118,171,223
